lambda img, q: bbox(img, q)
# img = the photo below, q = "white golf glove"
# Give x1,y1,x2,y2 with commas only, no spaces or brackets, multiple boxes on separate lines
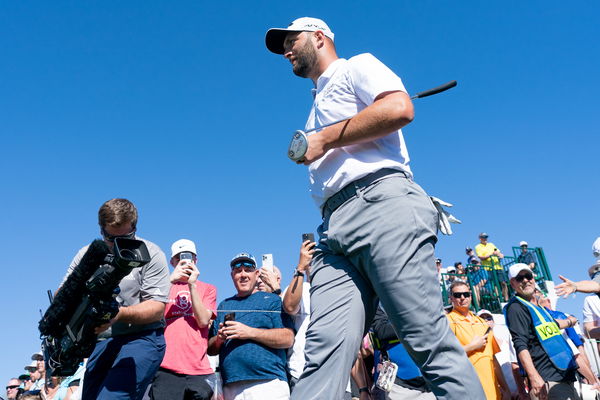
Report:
430,196,461,236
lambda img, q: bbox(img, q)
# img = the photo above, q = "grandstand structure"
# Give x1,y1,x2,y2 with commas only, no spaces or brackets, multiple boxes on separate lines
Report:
440,245,554,314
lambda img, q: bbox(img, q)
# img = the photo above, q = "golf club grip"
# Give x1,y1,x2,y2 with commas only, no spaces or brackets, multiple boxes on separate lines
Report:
411,80,457,99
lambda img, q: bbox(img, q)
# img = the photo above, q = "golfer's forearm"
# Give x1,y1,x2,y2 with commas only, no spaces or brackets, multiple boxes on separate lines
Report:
574,280,600,293
319,91,413,150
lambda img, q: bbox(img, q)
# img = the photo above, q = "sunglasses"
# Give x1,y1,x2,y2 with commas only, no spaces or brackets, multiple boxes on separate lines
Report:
515,272,534,282
452,291,471,299
231,261,256,269
6,385,20,390
101,228,136,243
480,315,493,321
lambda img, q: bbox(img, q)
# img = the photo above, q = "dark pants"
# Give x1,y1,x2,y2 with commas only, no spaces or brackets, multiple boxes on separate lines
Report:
82,329,166,400
150,368,214,400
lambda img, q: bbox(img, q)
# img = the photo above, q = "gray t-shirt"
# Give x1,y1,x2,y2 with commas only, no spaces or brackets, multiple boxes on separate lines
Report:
63,236,170,336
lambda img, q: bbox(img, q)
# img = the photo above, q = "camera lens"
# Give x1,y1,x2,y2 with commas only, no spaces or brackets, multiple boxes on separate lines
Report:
120,249,140,261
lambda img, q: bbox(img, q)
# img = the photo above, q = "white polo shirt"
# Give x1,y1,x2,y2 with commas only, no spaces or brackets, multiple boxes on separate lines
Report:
583,295,600,324
305,53,412,208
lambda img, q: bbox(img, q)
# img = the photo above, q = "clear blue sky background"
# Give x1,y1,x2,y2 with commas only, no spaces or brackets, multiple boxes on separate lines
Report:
1,0,598,387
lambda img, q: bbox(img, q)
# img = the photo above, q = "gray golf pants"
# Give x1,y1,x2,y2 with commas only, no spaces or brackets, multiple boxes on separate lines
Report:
291,171,485,400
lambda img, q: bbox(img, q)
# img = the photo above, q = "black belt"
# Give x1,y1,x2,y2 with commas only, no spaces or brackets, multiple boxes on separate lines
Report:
321,168,408,218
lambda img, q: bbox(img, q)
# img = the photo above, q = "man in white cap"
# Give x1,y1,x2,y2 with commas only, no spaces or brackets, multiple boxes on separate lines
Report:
265,17,483,399
505,264,580,399
593,237,600,262
516,241,536,272
24,361,42,390
149,239,217,400
30,352,45,389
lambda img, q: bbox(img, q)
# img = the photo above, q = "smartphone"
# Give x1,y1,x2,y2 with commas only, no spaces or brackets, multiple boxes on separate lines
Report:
302,233,315,243
224,312,235,322
262,254,274,271
485,326,492,335
180,252,193,261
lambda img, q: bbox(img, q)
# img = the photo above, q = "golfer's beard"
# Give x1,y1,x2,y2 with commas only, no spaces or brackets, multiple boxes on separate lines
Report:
293,42,317,78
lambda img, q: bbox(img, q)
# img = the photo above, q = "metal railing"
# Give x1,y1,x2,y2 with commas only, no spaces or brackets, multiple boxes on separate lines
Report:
440,246,553,313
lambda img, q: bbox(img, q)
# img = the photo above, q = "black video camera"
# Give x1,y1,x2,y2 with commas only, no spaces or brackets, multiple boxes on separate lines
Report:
39,238,150,377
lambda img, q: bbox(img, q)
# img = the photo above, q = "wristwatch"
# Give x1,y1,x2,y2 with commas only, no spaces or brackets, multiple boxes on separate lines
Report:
294,269,305,278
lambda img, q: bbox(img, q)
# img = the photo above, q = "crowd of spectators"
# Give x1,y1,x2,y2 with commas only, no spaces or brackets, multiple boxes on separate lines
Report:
4,198,599,400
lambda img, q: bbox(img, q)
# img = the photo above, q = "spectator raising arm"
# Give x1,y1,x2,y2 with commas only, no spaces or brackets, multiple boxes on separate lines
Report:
283,240,315,315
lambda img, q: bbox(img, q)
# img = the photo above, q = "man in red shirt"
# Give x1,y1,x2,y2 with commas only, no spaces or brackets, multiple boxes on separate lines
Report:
149,239,217,400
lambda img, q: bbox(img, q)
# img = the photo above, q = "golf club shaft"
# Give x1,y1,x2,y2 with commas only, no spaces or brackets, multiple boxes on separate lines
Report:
410,80,457,99
303,80,457,134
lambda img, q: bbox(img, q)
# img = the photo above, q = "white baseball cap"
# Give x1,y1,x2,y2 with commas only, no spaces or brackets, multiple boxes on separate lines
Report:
24,361,37,372
508,263,532,279
170,239,197,259
593,237,600,260
265,17,335,54
31,351,43,361
519,241,528,247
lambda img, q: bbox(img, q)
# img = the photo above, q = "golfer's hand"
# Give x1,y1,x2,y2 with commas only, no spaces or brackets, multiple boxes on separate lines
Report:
298,132,329,165
555,275,577,298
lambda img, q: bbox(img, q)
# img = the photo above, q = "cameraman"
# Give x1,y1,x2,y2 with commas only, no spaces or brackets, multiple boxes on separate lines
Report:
60,198,171,400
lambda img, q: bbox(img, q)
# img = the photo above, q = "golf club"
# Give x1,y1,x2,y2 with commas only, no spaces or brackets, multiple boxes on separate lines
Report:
288,80,457,161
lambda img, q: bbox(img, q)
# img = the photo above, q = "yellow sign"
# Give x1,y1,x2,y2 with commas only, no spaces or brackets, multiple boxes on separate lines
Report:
536,322,560,341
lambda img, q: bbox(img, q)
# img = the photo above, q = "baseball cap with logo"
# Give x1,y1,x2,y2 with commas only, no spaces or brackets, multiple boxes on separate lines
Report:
230,253,257,269
508,263,532,279
171,239,197,259
266,17,335,54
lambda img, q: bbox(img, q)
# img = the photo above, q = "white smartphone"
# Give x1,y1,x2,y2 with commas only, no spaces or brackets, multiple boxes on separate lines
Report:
261,254,274,271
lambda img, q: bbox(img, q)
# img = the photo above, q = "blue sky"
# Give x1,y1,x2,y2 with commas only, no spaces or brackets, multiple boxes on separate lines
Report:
1,1,598,387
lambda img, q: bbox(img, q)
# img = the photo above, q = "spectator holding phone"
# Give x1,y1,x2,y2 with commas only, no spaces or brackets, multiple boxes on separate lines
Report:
258,265,283,295
208,253,294,400
446,281,511,399
149,239,217,400
282,236,316,391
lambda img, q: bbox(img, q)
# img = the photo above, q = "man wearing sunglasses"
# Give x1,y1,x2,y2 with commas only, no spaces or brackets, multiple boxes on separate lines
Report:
6,378,22,400
446,282,510,399
61,198,171,400
208,253,294,400
505,264,580,400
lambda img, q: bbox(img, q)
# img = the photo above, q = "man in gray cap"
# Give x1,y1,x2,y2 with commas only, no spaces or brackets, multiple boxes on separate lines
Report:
266,17,483,399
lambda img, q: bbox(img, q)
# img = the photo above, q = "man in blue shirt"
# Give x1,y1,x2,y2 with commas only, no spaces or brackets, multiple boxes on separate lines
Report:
208,253,294,400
